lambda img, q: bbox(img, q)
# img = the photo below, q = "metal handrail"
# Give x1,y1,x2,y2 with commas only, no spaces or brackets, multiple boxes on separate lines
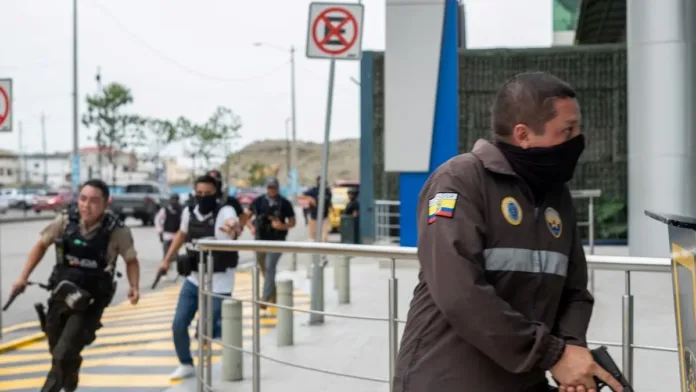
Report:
194,240,676,391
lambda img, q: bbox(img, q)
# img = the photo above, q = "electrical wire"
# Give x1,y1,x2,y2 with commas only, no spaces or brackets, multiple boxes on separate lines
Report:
90,0,289,84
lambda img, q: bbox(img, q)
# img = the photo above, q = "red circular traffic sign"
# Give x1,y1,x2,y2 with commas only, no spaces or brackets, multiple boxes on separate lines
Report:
311,7,359,56
0,86,8,127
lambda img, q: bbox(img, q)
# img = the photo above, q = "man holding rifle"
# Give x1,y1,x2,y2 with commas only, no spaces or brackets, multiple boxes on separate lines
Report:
394,73,624,391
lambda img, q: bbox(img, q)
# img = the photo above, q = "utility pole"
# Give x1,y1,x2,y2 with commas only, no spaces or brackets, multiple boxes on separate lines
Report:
41,113,48,189
95,67,103,179
71,0,80,192
18,121,27,216
289,46,298,201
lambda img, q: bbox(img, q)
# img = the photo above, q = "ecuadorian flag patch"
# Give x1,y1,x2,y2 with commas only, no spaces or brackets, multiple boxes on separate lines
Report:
428,193,458,224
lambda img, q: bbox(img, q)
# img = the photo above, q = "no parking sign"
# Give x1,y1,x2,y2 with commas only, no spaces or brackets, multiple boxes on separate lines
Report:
0,79,12,133
306,2,364,60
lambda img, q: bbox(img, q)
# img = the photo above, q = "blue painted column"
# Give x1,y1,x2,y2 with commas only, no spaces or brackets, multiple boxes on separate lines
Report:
396,0,459,247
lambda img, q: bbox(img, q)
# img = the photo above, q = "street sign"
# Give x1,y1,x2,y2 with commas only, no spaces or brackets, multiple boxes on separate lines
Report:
0,79,12,133
306,2,364,60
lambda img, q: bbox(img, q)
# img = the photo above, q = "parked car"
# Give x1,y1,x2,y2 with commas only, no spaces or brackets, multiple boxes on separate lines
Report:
0,188,40,210
0,196,9,214
109,182,171,226
32,189,72,213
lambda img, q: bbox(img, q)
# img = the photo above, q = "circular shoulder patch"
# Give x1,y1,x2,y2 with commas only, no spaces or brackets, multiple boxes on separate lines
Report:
544,207,563,238
501,197,522,226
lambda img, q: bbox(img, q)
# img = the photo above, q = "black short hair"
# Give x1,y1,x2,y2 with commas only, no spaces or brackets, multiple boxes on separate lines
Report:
81,179,110,200
195,174,218,188
490,72,576,140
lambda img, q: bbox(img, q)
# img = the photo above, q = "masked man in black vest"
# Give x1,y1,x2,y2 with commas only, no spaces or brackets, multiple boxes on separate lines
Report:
159,174,242,380
156,194,183,257
10,179,141,392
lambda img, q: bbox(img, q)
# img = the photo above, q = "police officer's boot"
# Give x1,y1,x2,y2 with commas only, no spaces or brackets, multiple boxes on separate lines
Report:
62,357,82,392
41,359,64,392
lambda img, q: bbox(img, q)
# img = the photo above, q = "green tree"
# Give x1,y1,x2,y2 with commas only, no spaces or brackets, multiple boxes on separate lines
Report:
206,106,242,182
248,162,267,186
82,82,144,186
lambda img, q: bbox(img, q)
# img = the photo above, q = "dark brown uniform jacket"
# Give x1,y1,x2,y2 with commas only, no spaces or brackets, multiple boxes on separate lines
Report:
393,140,594,392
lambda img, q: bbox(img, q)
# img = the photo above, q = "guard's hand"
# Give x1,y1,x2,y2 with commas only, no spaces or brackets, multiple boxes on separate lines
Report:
10,279,28,297
158,260,170,275
219,218,241,237
552,345,623,392
128,287,139,305
248,225,256,237
271,219,283,230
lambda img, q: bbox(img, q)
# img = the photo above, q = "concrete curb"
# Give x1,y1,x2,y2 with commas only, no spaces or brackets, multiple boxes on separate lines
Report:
0,215,55,224
0,331,46,354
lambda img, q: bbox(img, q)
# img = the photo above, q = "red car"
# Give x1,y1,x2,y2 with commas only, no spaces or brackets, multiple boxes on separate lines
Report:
32,189,72,213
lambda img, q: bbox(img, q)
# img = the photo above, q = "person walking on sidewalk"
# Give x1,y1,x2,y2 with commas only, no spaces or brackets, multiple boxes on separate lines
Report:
245,177,296,309
158,174,242,380
393,72,622,391
298,176,332,242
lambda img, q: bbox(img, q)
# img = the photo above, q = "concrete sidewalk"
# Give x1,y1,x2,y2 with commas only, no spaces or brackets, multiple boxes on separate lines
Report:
166,247,680,392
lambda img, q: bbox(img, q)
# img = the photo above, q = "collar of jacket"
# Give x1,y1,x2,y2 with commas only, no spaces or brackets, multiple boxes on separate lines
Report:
471,139,516,176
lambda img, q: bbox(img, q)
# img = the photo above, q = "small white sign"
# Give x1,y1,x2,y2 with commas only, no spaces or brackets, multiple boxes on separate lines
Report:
0,79,12,133
306,2,364,60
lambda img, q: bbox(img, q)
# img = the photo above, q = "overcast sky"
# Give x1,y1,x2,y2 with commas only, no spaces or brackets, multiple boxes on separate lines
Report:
0,0,553,162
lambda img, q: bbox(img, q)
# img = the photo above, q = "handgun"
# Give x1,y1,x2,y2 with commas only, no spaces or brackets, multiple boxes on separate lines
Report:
2,289,21,311
591,346,634,391
151,268,166,289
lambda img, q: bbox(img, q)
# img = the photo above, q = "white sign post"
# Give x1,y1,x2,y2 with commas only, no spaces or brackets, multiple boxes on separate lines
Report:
305,2,364,326
0,79,12,133
306,2,364,60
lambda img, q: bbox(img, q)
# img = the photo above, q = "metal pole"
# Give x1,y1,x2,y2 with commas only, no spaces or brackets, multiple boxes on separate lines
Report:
71,0,80,193
621,271,634,383
222,299,243,381
276,279,294,346
196,251,206,392
289,45,298,201
41,113,48,188
589,196,596,293
338,256,350,304
310,58,336,325
388,258,399,392
252,265,261,392
205,251,214,387
18,121,27,216
0,219,3,340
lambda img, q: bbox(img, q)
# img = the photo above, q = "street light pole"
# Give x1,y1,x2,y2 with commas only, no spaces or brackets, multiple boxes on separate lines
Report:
289,46,298,201
71,0,80,192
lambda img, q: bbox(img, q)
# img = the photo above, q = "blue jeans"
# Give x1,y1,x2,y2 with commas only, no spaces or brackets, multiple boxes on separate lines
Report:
256,252,282,300
172,279,228,365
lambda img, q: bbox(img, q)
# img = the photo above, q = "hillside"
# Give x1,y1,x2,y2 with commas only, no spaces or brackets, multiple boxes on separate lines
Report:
222,138,359,186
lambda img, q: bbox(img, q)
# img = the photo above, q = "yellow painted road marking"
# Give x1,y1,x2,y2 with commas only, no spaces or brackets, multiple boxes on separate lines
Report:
0,272,310,389
0,355,221,377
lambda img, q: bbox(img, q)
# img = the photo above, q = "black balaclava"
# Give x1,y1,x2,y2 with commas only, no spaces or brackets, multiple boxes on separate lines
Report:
196,195,218,215
495,134,585,203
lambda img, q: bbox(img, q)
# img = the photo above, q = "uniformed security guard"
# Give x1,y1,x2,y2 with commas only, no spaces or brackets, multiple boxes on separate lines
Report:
159,174,241,380
245,177,296,307
10,179,140,392
156,194,183,257
393,73,622,392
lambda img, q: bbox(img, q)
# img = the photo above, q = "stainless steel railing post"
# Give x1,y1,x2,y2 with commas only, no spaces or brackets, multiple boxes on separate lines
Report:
197,250,206,392
388,258,399,392
621,270,634,384
205,250,214,388
252,265,261,392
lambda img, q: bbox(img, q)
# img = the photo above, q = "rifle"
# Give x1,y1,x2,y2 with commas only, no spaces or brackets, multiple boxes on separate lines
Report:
591,346,634,391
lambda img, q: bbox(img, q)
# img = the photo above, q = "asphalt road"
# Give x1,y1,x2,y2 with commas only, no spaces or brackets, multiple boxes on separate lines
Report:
0,209,313,340
0,209,57,222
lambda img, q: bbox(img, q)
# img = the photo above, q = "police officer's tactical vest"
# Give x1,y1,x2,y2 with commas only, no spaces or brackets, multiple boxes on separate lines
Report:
184,204,238,273
53,205,122,298
163,204,182,233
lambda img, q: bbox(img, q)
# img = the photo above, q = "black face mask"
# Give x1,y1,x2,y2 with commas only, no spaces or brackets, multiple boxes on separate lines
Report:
496,134,585,201
196,195,218,214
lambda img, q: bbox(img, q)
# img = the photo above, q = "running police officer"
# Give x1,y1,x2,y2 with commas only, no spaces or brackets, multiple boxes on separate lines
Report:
10,179,140,392
245,177,296,307
393,73,622,392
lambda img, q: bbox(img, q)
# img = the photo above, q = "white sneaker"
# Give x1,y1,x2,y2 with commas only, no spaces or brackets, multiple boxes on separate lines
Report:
170,364,196,380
